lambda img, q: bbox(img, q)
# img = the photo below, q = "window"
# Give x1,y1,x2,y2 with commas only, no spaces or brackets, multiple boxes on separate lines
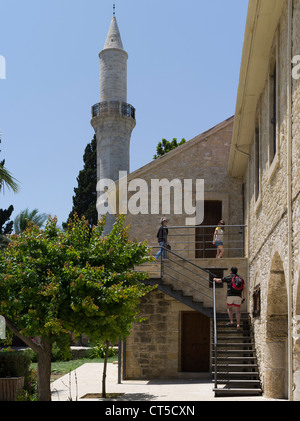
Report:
252,285,261,318
254,112,261,201
269,48,278,164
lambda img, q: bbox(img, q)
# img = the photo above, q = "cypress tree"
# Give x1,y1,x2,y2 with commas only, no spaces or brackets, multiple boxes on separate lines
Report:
65,135,98,227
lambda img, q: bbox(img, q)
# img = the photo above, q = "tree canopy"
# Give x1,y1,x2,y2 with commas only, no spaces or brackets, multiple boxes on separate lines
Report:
0,214,154,400
0,136,19,193
0,205,14,251
65,135,97,228
13,208,48,234
153,138,186,159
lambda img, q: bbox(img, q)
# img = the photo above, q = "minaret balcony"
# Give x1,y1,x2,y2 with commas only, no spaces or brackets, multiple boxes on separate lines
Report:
92,101,136,121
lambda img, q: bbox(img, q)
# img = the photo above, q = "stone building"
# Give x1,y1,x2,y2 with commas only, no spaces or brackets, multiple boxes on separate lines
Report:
92,1,300,400
120,117,247,383
228,0,300,400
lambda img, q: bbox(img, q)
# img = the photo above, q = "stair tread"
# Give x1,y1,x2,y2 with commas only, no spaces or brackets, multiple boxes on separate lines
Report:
217,379,260,384
214,388,263,395
213,367,259,376
213,342,254,346
214,357,257,361
214,350,256,353
212,364,258,368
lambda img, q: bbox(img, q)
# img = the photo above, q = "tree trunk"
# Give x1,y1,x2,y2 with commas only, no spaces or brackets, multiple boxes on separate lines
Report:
102,341,110,399
37,338,52,401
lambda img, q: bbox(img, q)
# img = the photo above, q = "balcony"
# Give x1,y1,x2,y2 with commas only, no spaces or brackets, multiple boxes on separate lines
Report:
136,225,248,313
91,101,136,120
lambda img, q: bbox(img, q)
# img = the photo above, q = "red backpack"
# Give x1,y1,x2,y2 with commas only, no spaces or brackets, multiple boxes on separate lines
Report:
231,275,244,291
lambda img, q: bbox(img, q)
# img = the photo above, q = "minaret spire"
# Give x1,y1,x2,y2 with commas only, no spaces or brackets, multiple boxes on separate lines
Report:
91,13,136,235
113,3,115,16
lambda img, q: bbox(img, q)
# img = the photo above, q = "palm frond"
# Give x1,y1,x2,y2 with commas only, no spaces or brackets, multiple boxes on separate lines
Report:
0,165,19,193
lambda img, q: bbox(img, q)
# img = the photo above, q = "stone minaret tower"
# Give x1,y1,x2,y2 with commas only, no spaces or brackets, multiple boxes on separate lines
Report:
91,14,136,235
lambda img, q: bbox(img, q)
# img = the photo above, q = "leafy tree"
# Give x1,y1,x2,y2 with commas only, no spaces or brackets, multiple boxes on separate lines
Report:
0,205,14,251
0,214,154,401
153,138,186,159
14,208,48,234
0,136,19,193
65,135,97,228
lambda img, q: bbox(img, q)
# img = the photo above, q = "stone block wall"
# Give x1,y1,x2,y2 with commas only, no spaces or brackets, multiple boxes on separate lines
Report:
124,290,200,379
123,117,244,256
243,1,300,400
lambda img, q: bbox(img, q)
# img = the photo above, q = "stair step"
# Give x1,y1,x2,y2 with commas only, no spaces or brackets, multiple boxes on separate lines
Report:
213,357,257,362
213,372,260,378
217,313,249,319
217,379,261,388
217,336,253,342
213,343,255,347
214,388,263,397
213,364,258,370
213,349,256,354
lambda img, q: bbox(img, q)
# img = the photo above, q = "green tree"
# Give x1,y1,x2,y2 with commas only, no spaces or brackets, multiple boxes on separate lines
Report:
0,215,154,401
65,136,97,228
0,205,14,251
0,136,19,193
14,208,48,234
153,138,186,159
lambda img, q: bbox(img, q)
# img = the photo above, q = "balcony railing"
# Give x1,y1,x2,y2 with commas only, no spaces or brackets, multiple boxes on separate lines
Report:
150,225,246,260
91,101,136,120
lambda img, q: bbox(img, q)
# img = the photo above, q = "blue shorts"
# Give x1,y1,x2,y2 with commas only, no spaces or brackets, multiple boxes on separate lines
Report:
215,241,223,247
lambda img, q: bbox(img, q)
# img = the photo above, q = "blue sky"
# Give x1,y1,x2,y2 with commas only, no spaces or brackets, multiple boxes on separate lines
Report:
0,0,248,227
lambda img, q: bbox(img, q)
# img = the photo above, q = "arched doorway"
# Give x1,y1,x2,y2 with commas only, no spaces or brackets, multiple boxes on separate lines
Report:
265,252,288,399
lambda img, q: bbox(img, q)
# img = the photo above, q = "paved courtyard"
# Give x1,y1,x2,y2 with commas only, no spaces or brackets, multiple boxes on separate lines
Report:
51,363,282,402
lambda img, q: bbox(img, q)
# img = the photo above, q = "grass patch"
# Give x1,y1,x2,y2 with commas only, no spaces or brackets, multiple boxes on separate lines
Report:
30,356,118,382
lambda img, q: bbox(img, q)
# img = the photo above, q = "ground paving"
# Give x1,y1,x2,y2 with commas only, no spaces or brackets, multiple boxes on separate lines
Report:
51,363,282,402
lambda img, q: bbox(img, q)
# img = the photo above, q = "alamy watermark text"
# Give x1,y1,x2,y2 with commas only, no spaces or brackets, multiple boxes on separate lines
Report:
97,172,204,226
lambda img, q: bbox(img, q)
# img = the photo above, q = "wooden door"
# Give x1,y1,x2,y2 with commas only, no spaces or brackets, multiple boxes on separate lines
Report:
195,200,222,258
181,312,210,372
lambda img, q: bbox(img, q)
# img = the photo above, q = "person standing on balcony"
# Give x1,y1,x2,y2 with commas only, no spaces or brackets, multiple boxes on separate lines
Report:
213,266,246,330
213,220,225,258
155,217,169,261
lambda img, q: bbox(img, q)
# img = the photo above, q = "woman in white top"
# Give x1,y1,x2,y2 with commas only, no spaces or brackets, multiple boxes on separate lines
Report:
213,220,225,258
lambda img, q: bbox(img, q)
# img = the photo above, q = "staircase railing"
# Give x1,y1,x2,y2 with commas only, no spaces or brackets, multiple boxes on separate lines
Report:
157,224,246,259
147,224,246,390
154,245,219,389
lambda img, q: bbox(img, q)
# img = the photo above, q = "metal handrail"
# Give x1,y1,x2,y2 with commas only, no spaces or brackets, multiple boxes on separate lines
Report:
161,224,246,258
148,224,246,390
91,101,136,120
213,279,217,389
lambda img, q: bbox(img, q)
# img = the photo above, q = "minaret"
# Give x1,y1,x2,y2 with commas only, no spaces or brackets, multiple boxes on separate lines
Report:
91,13,136,235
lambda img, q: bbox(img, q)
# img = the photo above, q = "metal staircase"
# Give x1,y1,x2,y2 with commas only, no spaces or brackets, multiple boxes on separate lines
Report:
212,313,262,397
142,267,213,318
136,244,262,398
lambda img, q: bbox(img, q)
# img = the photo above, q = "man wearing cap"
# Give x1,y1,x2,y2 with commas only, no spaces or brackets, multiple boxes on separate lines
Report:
155,217,169,261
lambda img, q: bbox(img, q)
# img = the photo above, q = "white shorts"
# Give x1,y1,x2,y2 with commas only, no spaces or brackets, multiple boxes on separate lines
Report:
227,296,242,308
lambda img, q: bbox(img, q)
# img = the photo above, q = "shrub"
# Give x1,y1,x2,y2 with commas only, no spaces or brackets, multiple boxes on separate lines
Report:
88,342,117,359
51,343,72,362
0,348,32,390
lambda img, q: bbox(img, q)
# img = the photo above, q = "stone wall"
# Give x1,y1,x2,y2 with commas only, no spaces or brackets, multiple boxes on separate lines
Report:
123,117,244,253
123,118,246,380
124,290,202,379
244,1,300,400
